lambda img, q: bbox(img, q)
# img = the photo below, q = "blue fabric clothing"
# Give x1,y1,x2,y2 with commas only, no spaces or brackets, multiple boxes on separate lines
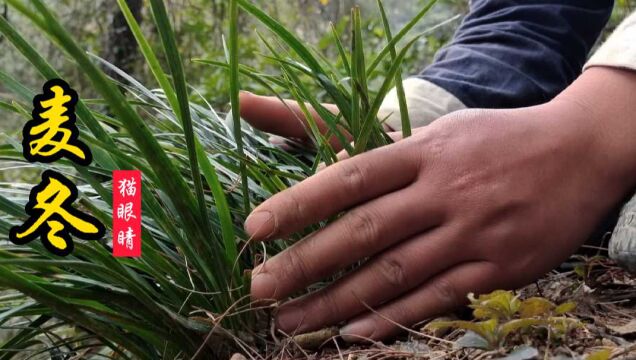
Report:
420,0,614,108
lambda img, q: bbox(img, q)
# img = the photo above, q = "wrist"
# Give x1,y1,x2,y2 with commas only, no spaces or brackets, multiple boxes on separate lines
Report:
547,67,636,196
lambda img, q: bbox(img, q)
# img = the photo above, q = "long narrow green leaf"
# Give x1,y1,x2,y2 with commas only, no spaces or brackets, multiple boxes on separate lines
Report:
378,0,411,137
230,0,251,214
257,34,348,158
0,265,154,359
0,194,25,218
0,14,118,171
192,59,288,94
0,315,51,360
356,36,421,153
330,22,351,75
0,69,34,101
257,35,333,160
367,0,437,75
115,0,179,115
12,0,224,297
237,0,352,120
147,0,213,239
196,142,238,276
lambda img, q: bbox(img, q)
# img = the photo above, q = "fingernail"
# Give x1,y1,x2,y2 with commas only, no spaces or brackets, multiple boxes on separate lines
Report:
251,271,278,300
245,210,275,239
268,136,286,146
276,306,306,333
340,318,375,343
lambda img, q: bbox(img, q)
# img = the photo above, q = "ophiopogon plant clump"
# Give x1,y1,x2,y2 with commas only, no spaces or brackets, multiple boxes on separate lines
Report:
0,0,443,358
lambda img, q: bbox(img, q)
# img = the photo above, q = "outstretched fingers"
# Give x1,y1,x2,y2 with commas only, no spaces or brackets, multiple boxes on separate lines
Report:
244,142,420,241
250,185,445,301
272,225,467,334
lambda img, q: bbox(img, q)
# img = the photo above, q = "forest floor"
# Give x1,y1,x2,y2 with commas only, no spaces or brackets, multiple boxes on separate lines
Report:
233,257,635,360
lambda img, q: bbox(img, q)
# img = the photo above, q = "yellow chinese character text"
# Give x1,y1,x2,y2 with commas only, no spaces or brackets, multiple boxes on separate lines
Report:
23,79,92,166
9,170,105,256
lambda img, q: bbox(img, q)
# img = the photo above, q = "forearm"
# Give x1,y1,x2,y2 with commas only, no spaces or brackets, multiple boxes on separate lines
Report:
580,10,636,271
381,0,614,130
552,67,636,193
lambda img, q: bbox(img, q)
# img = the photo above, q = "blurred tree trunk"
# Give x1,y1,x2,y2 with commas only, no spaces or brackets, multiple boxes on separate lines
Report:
103,0,143,79
211,0,226,36
0,2,6,45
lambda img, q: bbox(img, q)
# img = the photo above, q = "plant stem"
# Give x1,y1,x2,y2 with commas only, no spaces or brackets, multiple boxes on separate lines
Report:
230,0,250,215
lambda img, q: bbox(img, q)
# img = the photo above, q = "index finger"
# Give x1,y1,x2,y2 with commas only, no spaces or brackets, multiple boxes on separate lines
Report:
244,142,420,240
239,92,347,149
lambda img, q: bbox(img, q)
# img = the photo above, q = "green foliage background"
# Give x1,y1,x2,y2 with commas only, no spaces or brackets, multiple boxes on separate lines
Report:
0,0,456,128
1,0,634,138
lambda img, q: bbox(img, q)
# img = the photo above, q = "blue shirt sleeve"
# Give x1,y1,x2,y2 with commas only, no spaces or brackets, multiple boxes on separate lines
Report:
419,0,614,109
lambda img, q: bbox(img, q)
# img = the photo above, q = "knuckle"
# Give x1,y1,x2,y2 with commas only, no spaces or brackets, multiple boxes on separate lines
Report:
284,189,306,225
376,256,408,289
416,127,446,157
340,161,366,193
284,245,312,285
346,208,379,247
315,290,343,319
430,277,459,307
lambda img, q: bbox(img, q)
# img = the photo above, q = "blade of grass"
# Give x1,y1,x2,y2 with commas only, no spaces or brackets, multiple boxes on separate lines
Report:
229,0,251,214
356,36,421,153
115,0,179,115
330,23,351,75
0,194,25,218
0,265,155,359
377,0,411,137
0,99,22,115
147,0,213,239
350,8,361,138
349,6,370,139
195,142,238,277
0,315,53,360
367,0,437,75
237,0,352,121
258,33,348,158
0,69,34,101
11,0,225,296
192,59,288,92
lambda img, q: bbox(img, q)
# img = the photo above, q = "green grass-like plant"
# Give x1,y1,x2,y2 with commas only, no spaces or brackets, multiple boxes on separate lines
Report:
0,0,438,357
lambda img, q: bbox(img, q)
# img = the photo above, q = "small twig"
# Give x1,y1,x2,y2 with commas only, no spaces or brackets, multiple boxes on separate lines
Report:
355,294,455,345
473,349,501,360
544,327,551,360
332,336,344,360
535,281,544,298
612,343,636,359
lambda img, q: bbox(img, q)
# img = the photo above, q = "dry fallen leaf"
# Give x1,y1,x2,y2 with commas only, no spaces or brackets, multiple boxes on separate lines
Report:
292,327,339,349
607,319,636,335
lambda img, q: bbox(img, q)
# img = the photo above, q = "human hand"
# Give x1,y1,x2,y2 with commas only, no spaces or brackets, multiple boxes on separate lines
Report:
239,92,350,150
238,92,405,151
242,68,636,342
